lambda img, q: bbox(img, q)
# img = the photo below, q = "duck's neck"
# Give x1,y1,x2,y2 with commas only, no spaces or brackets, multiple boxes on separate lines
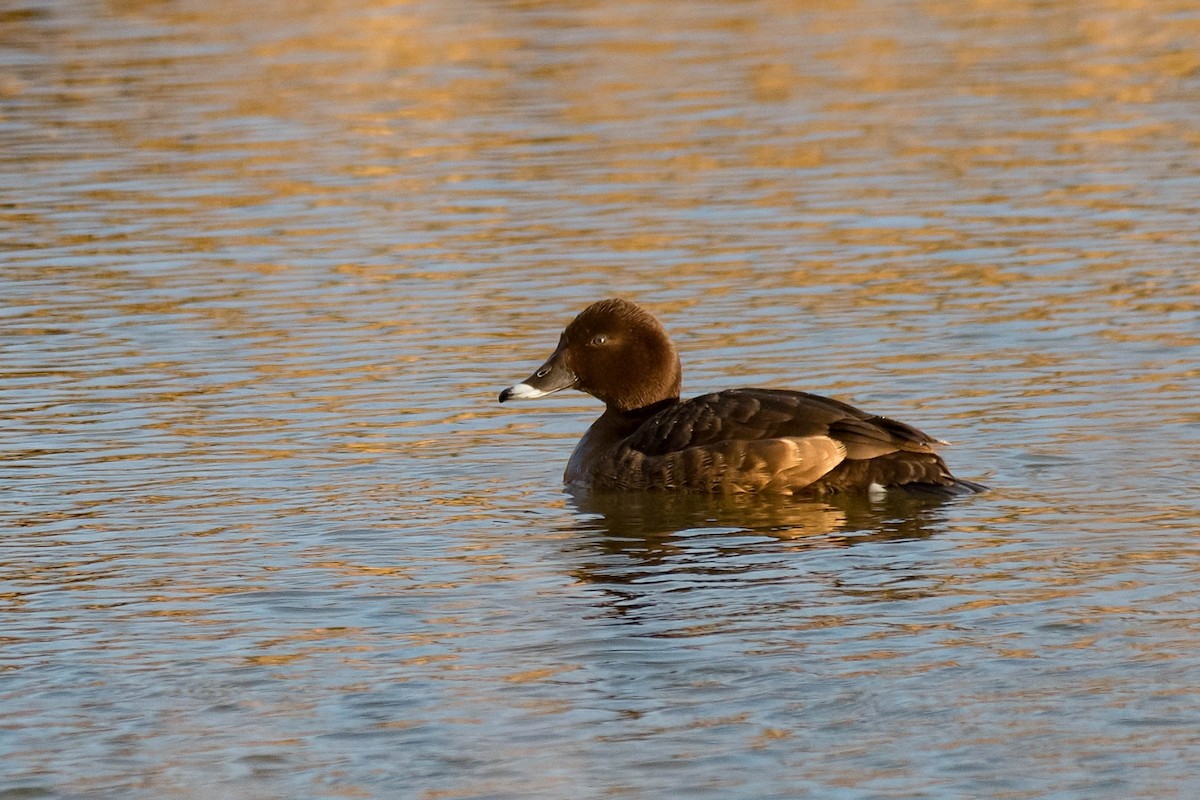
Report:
612,396,679,427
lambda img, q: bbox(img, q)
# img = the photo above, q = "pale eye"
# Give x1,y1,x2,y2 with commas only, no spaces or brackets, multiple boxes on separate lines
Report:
590,334,607,346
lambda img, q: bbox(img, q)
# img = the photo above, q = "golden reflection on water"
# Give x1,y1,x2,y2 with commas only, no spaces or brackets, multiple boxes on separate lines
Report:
2,0,1200,798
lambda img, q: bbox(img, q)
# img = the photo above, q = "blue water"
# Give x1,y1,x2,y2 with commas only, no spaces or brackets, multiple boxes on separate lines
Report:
3,1,1200,798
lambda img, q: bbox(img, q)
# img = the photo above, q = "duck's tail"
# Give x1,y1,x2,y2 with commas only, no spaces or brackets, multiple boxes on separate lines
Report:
948,475,988,494
903,474,988,498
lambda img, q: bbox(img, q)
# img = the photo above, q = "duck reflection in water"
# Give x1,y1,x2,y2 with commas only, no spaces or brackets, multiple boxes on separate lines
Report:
563,487,962,592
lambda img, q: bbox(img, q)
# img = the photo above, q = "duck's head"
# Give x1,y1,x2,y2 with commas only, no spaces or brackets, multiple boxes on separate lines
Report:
499,298,682,412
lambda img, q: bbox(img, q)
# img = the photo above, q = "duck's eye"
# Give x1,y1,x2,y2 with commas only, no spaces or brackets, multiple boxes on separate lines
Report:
589,334,608,347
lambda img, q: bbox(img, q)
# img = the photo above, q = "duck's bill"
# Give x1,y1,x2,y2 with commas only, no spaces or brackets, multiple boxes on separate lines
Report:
499,352,577,403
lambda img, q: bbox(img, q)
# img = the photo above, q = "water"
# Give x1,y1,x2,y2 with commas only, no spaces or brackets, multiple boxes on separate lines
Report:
2,0,1199,797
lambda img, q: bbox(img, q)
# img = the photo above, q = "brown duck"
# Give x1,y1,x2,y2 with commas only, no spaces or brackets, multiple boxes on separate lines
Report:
500,298,984,496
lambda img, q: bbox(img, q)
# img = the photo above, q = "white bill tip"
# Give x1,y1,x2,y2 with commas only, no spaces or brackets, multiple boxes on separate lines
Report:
503,382,551,400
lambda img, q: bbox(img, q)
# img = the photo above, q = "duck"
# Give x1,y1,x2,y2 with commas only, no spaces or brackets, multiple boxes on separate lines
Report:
499,298,985,496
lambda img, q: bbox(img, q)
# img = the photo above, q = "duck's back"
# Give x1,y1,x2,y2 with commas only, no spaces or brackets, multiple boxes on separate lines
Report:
578,388,979,495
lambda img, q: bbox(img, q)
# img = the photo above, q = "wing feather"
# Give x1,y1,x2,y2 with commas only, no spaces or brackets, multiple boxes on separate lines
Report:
594,388,952,494
625,389,938,458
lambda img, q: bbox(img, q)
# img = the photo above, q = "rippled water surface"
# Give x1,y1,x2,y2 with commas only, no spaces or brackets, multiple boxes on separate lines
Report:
3,0,1200,797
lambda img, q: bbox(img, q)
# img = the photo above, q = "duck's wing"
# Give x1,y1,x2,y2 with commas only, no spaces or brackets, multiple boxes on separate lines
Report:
629,389,940,457
605,388,941,493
